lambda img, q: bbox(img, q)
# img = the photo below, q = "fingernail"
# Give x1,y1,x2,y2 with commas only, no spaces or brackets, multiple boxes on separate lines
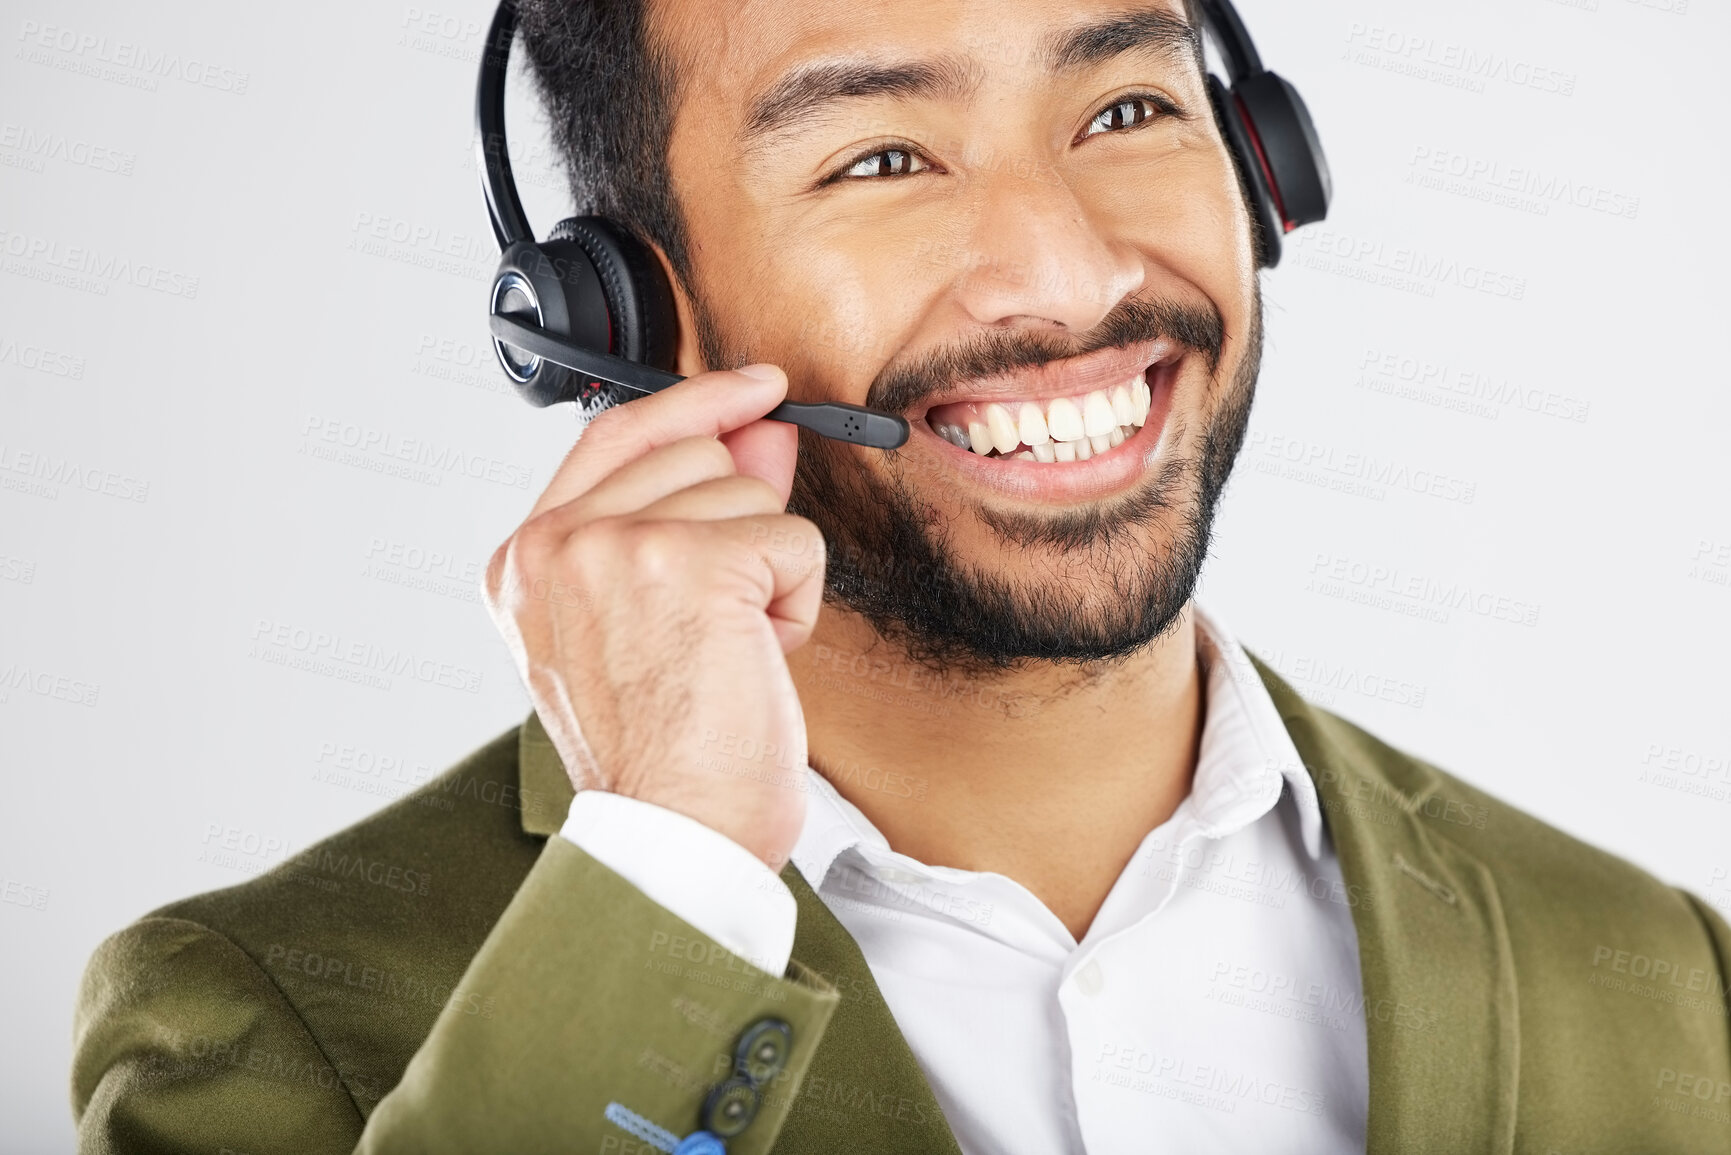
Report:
735,363,783,382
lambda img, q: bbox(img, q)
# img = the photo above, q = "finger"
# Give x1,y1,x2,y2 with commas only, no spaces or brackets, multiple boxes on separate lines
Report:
719,417,799,505
528,365,787,520
632,474,788,524
549,436,737,526
756,518,828,653
709,515,827,652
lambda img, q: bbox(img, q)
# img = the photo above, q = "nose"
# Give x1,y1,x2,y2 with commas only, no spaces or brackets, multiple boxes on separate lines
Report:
947,168,1145,335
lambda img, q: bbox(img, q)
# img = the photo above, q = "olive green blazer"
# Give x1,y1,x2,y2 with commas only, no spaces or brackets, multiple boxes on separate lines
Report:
72,657,1731,1153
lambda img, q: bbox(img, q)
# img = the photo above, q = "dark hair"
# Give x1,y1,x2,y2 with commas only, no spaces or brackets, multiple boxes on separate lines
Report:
516,0,1208,291
516,0,694,283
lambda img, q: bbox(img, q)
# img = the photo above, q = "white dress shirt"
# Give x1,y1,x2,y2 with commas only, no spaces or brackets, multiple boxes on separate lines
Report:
562,603,1370,1153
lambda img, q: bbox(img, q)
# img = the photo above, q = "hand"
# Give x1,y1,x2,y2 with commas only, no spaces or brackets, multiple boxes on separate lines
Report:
483,366,825,869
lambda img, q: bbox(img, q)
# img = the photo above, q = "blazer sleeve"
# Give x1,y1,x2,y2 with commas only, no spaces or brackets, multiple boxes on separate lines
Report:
72,913,369,1153
1679,888,1731,1049
73,837,841,1154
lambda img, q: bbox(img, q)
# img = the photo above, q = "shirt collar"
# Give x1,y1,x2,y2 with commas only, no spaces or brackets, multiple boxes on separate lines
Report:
790,600,1327,893
1188,601,1327,860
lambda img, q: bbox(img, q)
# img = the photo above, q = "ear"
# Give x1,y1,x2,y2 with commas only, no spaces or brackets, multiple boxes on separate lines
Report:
645,240,707,378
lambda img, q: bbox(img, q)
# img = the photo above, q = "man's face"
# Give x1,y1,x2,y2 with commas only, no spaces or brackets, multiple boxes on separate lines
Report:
660,0,1263,677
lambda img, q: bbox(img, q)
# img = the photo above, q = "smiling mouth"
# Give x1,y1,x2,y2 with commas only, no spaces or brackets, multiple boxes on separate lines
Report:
923,363,1168,463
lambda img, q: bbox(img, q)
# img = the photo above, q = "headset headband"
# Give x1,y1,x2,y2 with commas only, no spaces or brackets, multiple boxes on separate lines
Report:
477,0,529,250
476,0,1299,254
1197,0,1263,83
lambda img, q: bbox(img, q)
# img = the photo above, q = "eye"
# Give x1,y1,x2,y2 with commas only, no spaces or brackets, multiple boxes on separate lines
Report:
1083,95,1167,138
839,147,928,180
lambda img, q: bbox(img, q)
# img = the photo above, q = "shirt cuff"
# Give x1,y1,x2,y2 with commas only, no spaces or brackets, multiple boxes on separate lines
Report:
560,791,797,976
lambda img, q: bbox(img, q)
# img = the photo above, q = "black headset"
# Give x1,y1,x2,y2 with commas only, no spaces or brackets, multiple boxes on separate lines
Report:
476,0,1328,444
1195,0,1332,266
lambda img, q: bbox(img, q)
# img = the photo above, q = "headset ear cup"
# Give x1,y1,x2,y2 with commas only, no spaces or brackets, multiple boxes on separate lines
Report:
546,217,679,371
488,238,611,407
1233,71,1332,231
1207,73,1283,268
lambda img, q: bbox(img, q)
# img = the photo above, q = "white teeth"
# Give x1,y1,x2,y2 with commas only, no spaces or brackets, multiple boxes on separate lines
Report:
1045,397,1086,442
1017,402,1050,446
967,421,993,455
1082,391,1116,438
984,403,1021,455
1110,384,1135,427
934,369,1160,461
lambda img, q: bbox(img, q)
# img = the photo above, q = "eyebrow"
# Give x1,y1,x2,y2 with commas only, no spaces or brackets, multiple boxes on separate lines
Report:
742,57,982,144
1041,9,1202,74
739,8,1201,146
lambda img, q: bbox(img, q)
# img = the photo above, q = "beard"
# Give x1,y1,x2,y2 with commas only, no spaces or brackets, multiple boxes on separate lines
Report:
691,285,1264,682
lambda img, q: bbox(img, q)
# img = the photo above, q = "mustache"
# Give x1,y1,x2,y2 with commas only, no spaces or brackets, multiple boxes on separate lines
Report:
864,293,1226,416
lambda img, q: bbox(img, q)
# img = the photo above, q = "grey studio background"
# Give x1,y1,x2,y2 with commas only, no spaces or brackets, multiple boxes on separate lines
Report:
2,0,1727,1147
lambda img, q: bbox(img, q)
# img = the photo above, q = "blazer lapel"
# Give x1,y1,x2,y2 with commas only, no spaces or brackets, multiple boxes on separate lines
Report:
1249,653,1520,1155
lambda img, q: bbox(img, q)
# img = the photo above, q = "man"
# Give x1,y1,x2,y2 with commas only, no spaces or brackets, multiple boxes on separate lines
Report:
71,0,1731,1151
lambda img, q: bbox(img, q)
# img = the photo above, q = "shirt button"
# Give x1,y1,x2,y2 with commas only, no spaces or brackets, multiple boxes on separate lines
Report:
1074,959,1105,996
